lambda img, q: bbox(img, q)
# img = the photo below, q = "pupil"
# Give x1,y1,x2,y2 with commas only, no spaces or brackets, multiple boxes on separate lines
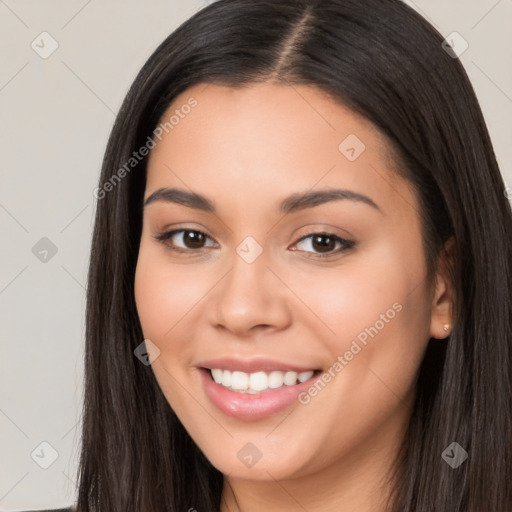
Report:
313,235,334,252
185,231,204,248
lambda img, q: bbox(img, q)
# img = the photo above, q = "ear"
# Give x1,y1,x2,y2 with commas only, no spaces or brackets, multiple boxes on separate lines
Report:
429,236,455,339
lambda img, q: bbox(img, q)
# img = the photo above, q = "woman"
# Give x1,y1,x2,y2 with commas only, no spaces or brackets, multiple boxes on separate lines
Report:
41,0,512,510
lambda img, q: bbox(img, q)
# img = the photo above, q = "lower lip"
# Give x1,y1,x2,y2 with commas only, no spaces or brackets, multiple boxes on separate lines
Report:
198,368,320,421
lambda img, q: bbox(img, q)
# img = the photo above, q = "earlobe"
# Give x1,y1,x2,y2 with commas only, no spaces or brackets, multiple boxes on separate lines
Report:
429,283,453,339
429,287,454,339
429,237,455,340
442,323,451,336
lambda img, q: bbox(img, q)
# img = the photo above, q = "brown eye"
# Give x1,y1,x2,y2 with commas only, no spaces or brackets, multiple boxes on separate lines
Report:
181,230,206,249
293,232,354,257
312,234,336,253
154,229,218,252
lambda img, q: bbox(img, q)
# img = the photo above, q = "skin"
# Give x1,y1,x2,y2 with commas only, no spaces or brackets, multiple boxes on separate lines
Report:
134,82,454,512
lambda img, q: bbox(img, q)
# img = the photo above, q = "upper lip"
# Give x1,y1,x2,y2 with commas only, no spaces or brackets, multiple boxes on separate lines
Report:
196,357,320,374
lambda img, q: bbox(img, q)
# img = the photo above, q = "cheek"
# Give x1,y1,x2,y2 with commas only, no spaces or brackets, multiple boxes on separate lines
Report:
134,246,204,341
288,263,428,463
134,256,169,340
291,239,430,385
134,248,202,408
291,253,404,345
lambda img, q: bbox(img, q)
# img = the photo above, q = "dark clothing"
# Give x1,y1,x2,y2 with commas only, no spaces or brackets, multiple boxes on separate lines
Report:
18,509,72,512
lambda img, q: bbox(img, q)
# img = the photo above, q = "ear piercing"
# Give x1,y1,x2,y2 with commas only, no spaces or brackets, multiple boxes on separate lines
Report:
443,323,451,332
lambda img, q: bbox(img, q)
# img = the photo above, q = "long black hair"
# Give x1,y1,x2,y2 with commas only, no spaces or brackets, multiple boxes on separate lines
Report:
76,0,512,510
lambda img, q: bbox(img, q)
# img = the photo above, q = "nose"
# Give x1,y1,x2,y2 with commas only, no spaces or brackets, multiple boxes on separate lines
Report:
208,249,292,337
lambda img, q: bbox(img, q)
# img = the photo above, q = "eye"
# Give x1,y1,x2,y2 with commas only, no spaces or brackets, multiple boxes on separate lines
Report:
153,229,218,253
291,232,354,257
153,229,354,258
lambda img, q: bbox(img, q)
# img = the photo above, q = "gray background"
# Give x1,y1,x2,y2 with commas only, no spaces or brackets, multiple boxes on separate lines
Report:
1,1,511,510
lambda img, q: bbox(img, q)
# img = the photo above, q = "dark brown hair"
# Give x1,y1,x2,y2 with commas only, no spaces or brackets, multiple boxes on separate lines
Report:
76,0,512,510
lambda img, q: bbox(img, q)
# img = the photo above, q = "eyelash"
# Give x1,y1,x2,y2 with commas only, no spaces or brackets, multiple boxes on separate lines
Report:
153,229,355,258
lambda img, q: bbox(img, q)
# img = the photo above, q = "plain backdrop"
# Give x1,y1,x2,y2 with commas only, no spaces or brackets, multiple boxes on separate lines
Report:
1,0,511,510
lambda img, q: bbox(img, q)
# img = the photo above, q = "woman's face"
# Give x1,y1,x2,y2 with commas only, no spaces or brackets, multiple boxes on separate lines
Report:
134,82,451,489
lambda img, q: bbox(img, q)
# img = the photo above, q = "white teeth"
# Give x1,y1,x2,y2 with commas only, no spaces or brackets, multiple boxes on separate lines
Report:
283,371,298,385
249,371,268,391
208,368,315,393
298,370,314,383
211,368,224,384
231,371,249,390
221,369,232,387
268,370,285,389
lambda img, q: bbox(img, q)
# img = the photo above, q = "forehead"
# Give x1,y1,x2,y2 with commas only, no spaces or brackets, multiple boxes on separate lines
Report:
145,82,416,219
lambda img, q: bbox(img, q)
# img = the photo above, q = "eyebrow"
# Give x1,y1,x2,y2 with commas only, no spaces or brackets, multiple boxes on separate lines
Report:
143,187,383,215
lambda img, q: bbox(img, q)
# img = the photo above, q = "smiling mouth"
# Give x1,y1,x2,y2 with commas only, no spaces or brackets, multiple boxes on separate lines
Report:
202,367,322,394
